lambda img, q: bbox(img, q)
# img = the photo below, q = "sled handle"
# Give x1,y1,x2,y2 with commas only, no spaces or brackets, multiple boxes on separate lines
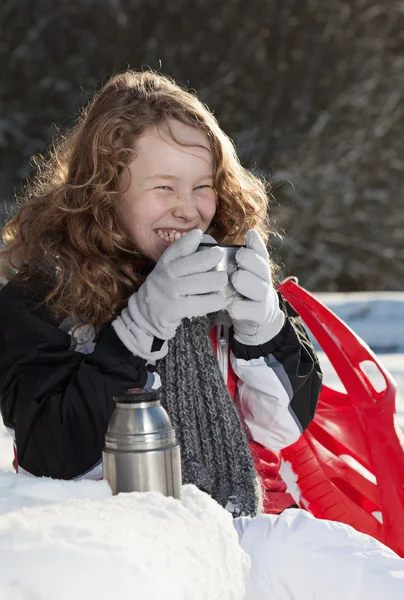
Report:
278,278,397,406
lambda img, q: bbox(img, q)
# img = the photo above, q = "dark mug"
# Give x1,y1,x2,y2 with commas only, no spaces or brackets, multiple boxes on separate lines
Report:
196,242,245,299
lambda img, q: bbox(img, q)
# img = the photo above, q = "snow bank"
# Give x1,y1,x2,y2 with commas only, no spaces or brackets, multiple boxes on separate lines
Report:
0,474,249,600
314,292,404,353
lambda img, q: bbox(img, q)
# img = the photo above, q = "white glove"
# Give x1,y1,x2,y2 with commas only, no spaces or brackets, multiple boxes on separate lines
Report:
112,229,228,363
228,229,285,346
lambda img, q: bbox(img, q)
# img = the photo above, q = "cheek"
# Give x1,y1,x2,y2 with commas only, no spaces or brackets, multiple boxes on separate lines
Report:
205,196,218,221
116,201,144,242
118,193,148,226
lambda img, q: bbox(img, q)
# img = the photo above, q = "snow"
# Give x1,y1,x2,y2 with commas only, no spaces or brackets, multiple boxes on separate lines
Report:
313,292,404,353
0,476,249,600
0,291,403,598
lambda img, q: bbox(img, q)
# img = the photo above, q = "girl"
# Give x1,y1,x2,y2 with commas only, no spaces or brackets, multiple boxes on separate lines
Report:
0,70,403,599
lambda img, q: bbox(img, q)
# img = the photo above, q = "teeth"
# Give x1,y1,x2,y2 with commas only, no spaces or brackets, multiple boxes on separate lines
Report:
156,229,193,242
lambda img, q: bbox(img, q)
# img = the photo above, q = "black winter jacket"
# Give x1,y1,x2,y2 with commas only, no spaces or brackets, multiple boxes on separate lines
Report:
0,278,322,480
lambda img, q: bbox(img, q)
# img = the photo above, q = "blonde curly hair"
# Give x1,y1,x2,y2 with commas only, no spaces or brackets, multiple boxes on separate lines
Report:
2,70,277,326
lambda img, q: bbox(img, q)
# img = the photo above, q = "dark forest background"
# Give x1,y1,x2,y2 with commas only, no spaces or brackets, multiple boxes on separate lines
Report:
1,0,403,290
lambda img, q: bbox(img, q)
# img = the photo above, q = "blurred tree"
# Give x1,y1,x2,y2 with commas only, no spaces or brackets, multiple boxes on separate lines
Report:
1,0,403,290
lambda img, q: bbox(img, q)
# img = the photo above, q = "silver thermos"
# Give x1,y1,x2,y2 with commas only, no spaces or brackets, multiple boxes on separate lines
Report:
102,388,182,498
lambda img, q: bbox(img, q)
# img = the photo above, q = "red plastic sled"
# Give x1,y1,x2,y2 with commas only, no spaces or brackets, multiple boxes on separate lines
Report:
278,277,404,557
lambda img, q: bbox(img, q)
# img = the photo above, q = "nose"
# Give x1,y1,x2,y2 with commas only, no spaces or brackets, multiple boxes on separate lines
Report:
170,193,199,220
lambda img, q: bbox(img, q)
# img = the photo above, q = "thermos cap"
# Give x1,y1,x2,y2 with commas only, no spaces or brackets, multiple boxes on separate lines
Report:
113,388,161,404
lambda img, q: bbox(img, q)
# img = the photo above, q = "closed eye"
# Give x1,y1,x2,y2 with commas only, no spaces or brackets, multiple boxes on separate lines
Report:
194,185,213,190
155,186,174,191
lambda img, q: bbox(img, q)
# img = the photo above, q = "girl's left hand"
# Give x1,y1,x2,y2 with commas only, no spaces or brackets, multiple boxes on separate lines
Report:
228,229,285,346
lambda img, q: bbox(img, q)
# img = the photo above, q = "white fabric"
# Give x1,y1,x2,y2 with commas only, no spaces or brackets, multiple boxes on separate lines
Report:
231,354,300,450
112,229,228,364
234,508,404,600
228,230,285,345
74,462,103,481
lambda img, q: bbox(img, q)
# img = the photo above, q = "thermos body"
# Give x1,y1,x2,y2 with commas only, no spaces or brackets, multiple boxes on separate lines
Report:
102,390,182,499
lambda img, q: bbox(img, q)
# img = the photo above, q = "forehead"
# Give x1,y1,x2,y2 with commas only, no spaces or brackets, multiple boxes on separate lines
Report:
132,120,213,172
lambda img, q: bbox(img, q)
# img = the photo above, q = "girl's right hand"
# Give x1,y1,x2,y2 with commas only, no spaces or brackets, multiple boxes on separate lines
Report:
112,229,228,363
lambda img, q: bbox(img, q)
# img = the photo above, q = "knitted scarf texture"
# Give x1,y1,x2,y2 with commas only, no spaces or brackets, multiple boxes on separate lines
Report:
156,314,262,517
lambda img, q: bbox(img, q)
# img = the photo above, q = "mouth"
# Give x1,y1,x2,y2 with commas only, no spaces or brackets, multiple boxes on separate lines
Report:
154,227,198,244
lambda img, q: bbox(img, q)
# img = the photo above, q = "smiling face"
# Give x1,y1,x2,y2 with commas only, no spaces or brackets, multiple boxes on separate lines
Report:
117,120,217,262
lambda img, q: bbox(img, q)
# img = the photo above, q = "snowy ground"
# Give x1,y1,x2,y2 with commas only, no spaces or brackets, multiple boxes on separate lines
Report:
0,291,403,598
0,478,248,600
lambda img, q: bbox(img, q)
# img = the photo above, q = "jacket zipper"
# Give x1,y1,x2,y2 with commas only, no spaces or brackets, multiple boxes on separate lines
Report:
217,324,229,385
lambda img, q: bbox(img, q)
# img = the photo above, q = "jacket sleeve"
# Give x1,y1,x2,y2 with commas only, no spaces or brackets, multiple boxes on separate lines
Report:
230,294,323,450
0,281,157,480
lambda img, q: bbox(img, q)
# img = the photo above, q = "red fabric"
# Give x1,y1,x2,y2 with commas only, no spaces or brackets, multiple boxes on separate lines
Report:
13,445,18,472
209,329,295,514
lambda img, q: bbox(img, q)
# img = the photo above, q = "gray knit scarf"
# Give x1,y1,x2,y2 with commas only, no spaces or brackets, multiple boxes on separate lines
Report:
156,314,262,517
